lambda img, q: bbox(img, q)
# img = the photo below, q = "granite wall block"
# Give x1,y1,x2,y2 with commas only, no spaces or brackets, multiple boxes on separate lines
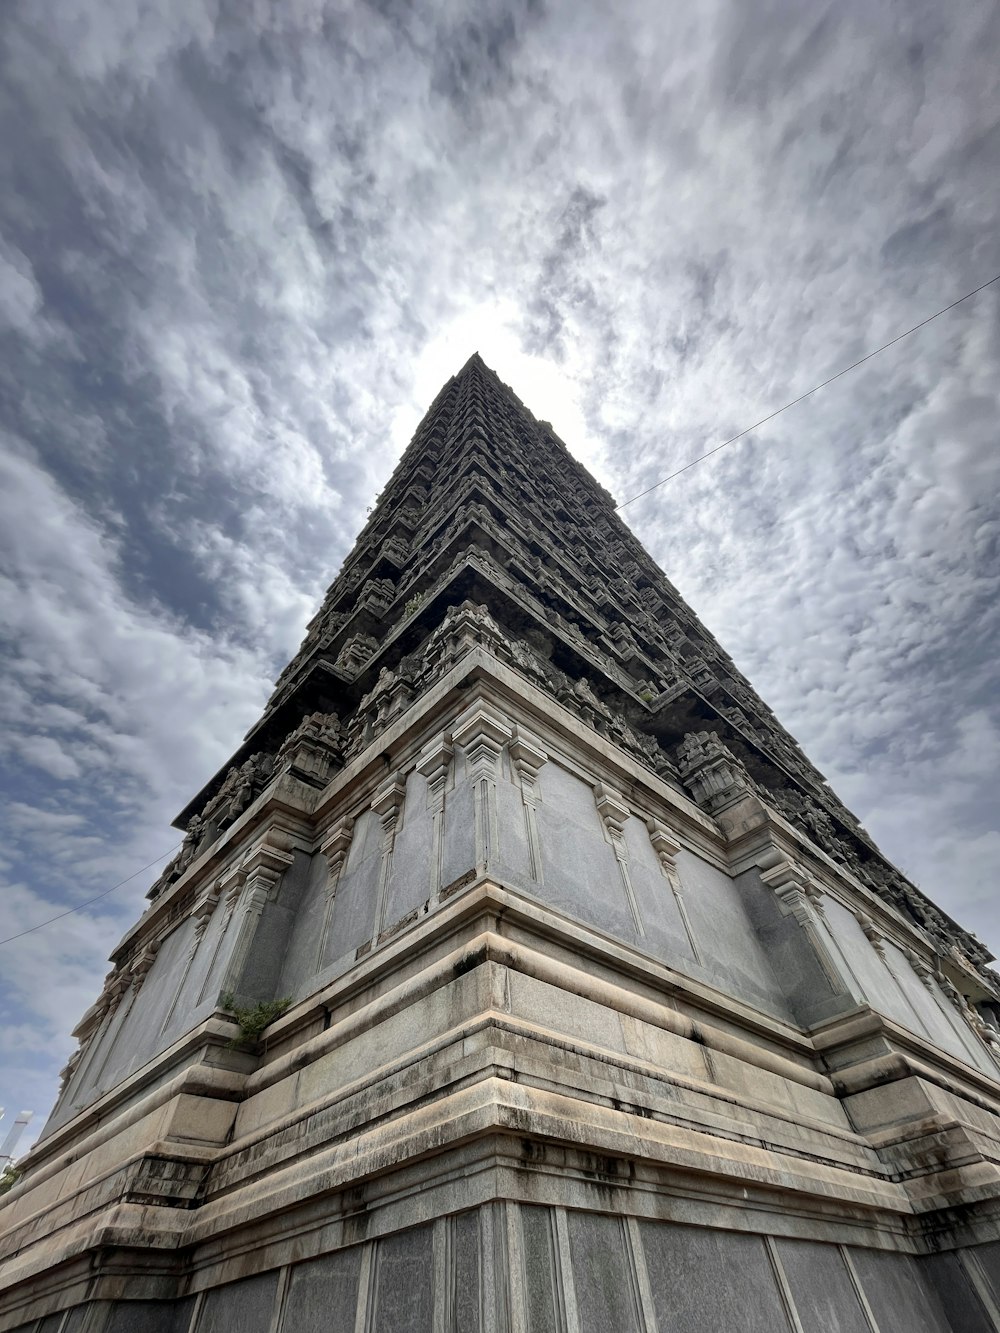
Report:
773,1237,872,1333
640,1220,792,1332
281,1245,362,1333
849,1247,951,1333
194,1271,279,1333
370,1223,434,1333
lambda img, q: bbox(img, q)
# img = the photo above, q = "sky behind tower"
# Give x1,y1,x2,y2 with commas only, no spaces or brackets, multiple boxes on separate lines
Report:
1,0,998,1146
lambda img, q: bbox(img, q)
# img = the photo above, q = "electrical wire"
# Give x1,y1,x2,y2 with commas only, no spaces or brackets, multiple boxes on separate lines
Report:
615,271,1000,511
0,844,181,947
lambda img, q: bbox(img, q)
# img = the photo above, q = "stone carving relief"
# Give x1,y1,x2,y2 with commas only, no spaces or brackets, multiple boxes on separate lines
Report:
146,813,207,901
674,731,763,815
336,632,379,673
770,788,843,860
344,658,421,756
267,610,348,706
593,783,644,936
356,576,395,617
375,601,680,784
340,563,365,594
145,755,276,904
382,533,410,567
276,711,342,762
201,753,275,833
275,711,343,789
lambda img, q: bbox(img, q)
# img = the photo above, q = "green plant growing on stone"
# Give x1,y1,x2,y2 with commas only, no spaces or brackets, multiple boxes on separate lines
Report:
404,592,424,616
0,1165,21,1196
638,689,654,703
221,994,292,1050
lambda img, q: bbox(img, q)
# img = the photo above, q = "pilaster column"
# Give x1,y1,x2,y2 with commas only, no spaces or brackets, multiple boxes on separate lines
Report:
594,783,644,936
159,893,219,1036
220,832,294,999
759,852,863,1001
190,896,216,953
902,946,997,1061
128,942,160,997
904,946,939,993
853,910,969,1052
314,816,355,970
647,819,701,961
371,773,407,940
853,910,886,959
417,734,454,899
196,863,247,1003
82,942,161,1091
937,969,1000,1056
453,702,512,873
64,970,129,1097
510,727,547,883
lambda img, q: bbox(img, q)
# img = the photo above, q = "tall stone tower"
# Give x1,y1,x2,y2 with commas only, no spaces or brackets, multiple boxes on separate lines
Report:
3,354,1000,1332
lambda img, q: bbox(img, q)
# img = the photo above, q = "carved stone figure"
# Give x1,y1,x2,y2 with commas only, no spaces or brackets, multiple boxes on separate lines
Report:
336,632,379,672
675,731,760,814
198,752,275,833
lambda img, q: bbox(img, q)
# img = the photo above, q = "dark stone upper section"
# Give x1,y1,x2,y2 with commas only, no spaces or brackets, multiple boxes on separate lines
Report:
170,352,993,980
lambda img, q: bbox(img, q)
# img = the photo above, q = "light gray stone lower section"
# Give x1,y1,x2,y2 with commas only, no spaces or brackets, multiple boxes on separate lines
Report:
22,1206,997,1332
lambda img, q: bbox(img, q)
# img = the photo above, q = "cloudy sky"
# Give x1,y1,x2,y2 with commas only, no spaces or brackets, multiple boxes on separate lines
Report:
1,0,998,1149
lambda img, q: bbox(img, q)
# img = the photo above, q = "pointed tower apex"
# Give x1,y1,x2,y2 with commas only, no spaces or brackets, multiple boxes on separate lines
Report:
454,349,491,379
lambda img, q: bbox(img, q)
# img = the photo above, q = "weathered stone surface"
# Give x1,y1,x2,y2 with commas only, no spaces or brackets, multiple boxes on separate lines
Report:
849,1248,952,1333
773,1237,873,1333
195,1273,278,1333
281,1246,362,1333
640,1223,790,1332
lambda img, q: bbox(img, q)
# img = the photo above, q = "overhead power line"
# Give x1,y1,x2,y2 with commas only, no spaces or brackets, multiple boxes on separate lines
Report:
0,844,180,947
615,271,1000,511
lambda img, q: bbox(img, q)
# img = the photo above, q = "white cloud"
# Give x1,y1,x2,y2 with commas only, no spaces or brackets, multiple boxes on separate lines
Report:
8,737,82,782
0,442,276,1139
0,237,46,339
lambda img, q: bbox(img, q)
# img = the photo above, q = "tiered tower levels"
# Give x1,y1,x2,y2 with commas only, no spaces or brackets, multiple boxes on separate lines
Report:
179,353,994,990
4,355,1000,1333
